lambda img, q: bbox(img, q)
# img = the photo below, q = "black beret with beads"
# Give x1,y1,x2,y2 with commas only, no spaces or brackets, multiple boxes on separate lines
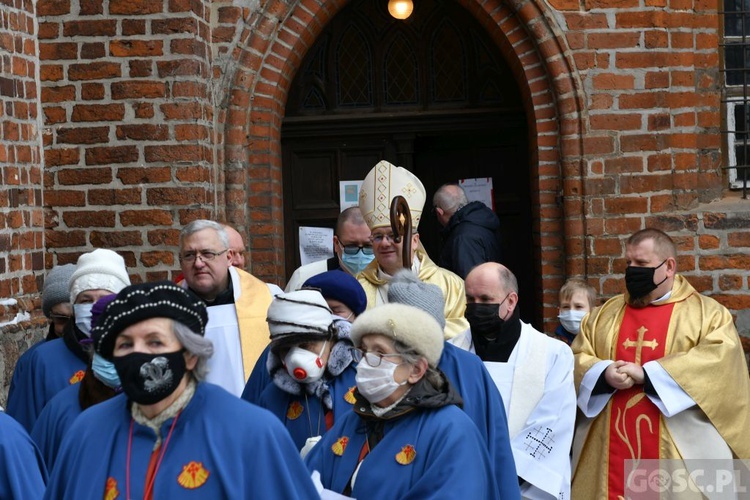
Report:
92,281,208,359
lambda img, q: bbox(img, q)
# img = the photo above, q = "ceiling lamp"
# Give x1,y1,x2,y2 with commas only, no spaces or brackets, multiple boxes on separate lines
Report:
388,0,414,20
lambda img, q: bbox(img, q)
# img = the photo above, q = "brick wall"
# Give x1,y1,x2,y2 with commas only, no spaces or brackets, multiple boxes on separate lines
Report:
40,0,221,282
0,0,48,404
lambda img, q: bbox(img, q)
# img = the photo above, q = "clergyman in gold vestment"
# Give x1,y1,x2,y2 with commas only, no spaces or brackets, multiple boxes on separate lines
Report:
572,228,750,499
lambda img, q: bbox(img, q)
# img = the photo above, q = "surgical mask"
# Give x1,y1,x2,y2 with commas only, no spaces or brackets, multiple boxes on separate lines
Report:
284,341,327,384
625,260,667,299
355,357,406,404
340,250,374,276
92,353,121,389
465,298,508,339
558,310,587,335
112,350,186,405
74,303,94,338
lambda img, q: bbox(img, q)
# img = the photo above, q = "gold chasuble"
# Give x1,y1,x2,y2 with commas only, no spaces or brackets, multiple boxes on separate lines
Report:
234,269,274,380
357,246,468,339
572,275,750,500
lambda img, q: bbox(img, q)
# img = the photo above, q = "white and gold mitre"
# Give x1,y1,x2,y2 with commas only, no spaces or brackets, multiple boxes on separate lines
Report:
358,160,426,230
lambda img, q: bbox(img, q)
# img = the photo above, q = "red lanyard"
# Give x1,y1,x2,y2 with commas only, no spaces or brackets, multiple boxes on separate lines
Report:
125,411,182,500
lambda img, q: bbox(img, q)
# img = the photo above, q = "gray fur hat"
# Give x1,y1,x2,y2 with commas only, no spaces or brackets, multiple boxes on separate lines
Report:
387,269,446,331
351,303,444,367
42,264,77,318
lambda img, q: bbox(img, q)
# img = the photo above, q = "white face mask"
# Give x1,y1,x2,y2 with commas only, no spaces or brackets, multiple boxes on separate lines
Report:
283,341,327,384
74,303,95,337
355,356,406,404
558,309,587,335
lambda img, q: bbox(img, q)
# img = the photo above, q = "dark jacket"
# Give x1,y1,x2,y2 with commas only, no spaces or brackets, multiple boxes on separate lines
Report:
438,201,502,278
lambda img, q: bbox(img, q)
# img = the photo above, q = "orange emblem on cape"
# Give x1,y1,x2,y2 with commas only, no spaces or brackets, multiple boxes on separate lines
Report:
69,370,85,384
395,444,416,465
104,477,119,500
177,461,210,489
287,400,304,420
331,436,349,456
344,386,357,404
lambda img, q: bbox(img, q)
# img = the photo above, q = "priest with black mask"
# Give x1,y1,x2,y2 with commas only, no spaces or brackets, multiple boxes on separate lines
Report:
449,262,576,500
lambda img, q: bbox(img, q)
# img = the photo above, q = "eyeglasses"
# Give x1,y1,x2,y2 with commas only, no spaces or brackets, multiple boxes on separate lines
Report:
351,348,402,367
339,243,374,256
49,314,70,326
368,233,396,244
179,249,228,263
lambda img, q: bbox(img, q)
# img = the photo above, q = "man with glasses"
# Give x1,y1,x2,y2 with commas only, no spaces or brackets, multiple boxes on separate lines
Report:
178,219,282,396
285,206,374,291
356,160,469,338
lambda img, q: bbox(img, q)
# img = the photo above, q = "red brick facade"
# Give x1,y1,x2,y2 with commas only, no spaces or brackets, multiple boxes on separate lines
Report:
1,0,749,398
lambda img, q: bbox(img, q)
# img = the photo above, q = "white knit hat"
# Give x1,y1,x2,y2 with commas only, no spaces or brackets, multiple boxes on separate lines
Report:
350,303,444,366
358,160,426,230
266,290,334,348
69,249,131,303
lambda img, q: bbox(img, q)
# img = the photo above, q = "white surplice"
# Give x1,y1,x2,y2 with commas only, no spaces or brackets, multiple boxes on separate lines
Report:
450,323,576,500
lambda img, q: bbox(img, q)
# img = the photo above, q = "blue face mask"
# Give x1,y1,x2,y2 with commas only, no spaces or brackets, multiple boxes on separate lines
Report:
92,353,121,389
340,249,374,276
74,303,94,337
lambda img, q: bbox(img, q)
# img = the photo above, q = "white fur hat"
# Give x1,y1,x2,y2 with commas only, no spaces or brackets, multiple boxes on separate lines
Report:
266,290,334,348
350,303,444,366
69,249,130,303
358,160,426,230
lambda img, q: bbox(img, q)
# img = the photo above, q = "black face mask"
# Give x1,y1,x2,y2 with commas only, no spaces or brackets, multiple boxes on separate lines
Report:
112,350,186,405
465,302,505,339
625,259,668,299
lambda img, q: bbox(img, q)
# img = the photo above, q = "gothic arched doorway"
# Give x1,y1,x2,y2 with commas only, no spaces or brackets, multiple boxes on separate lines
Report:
281,0,536,323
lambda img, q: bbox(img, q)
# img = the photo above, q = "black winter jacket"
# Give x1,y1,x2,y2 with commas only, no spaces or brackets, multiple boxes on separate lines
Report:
438,201,502,278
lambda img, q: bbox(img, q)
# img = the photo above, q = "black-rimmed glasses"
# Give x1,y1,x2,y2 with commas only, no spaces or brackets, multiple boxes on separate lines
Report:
179,249,228,263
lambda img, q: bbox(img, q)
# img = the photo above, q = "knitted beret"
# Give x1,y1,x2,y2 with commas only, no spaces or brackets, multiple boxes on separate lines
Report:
42,264,76,318
92,281,207,359
303,270,367,316
350,303,444,367
266,290,334,349
69,249,131,303
387,270,446,331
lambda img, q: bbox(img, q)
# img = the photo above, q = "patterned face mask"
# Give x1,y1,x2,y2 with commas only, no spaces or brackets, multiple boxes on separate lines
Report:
112,350,186,405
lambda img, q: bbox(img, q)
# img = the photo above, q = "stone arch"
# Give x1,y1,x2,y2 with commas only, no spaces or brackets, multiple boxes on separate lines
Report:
224,0,586,318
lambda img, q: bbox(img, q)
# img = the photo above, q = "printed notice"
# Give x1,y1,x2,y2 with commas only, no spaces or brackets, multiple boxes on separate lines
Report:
339,181,363,211
459,177,494,210
298,226,334,265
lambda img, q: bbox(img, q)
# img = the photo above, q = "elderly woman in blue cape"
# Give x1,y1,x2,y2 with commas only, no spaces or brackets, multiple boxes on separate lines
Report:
254,288,360,456
43,281,317,499
305,303,499,499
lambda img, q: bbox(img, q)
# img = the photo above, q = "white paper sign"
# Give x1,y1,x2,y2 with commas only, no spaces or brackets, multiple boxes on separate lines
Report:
339,181,363,211
459,177,494,210
298,226,334,265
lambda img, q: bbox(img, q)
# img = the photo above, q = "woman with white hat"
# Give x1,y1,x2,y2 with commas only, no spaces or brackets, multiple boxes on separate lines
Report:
305,303,498,499
257,289,360,456
45,281,318,499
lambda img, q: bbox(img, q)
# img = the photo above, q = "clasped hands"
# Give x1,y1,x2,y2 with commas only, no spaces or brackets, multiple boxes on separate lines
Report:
604,360,645,390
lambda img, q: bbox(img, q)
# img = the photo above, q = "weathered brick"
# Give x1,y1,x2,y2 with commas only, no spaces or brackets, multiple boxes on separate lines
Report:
117,167,171,184
37,0,71,16
144,145,205,163
87,188,142,205
89,230,143,247
43,189,86,207
110,0,164,15
45,148,80,167
63,210,116,228
141,251,174,267
58,167,112,185
147,187,209,205
85,146,138,166
44,229,87,248
116,124,169,141
63,20,117,37
81,42,106,59
57,126,109,145
120,209,173,226
71,103,125,122
81,82,105,100
147,229,180,246
39,42,77,60
110,39,164,57
111,81,167,99
68,61,121,81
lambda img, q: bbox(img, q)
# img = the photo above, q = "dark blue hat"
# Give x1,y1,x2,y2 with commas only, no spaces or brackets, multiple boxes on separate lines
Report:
303,270,367,316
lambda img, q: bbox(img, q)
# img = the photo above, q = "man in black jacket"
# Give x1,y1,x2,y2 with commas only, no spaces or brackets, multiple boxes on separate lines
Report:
433,183,502,278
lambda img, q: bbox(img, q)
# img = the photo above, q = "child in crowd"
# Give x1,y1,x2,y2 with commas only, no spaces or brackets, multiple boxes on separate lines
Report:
553,278,597,345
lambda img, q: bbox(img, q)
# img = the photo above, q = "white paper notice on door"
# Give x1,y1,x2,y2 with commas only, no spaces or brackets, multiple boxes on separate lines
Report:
459,177,494,210
298,226,334,265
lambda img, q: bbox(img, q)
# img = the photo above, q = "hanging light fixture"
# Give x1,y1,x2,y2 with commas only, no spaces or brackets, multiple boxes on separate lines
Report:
388,0,414,20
